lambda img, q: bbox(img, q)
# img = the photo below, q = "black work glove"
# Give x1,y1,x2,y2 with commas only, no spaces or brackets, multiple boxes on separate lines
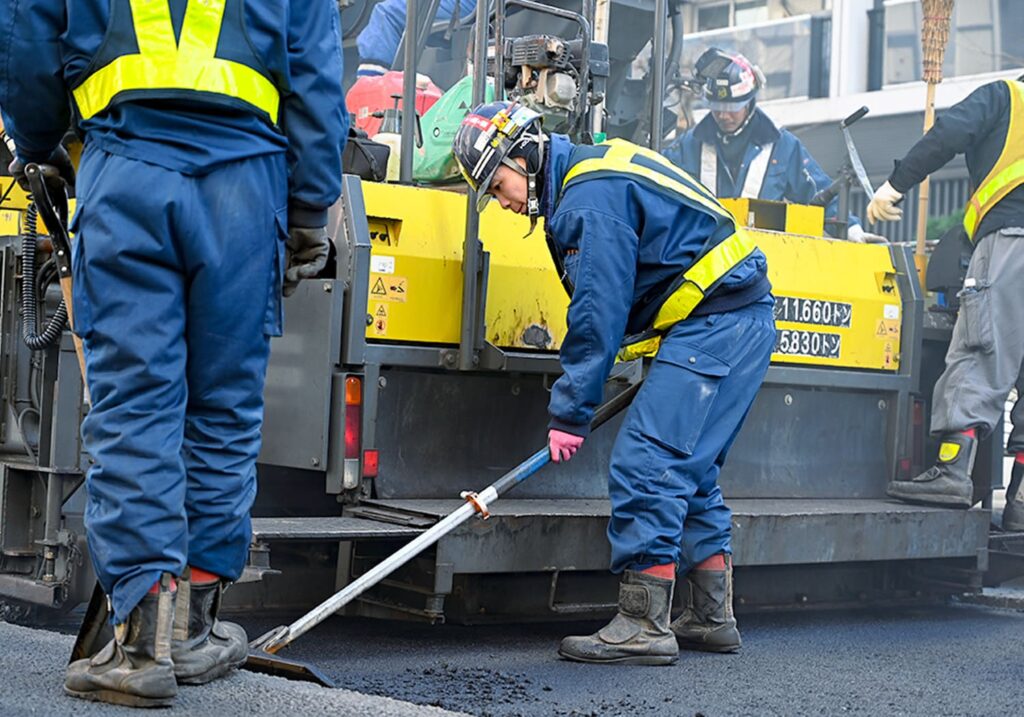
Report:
8,144,75,192
283,226,330,297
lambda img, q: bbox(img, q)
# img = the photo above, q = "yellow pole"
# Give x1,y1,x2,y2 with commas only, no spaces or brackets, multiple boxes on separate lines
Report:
914,83,937,280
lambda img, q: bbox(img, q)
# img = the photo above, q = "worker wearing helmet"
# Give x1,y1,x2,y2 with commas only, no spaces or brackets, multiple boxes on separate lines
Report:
0,0,347,707
868,76,1024,522
663,48,868,241
453,101,775,665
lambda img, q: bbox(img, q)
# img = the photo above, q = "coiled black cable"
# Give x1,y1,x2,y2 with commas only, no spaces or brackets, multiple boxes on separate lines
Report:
21,202,68,350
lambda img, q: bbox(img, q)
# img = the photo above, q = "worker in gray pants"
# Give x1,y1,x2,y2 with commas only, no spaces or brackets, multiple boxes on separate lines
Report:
868,76,1024,529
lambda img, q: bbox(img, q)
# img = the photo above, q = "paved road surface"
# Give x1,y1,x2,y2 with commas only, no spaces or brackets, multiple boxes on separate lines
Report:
238,602,1024,717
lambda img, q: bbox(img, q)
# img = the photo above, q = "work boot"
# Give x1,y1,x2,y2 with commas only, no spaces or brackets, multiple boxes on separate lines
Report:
887,432,976,508
171,568,248,685
670,555,741,653
64,574,178,708
1003,460,1024,531
558,570,678,665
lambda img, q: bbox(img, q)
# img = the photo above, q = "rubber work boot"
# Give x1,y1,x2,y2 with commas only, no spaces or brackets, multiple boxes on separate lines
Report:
670,555,741,653
1002,460,1024,531
887,432,976,508
171,569,248,685
558,570,678,665
64,573,178,708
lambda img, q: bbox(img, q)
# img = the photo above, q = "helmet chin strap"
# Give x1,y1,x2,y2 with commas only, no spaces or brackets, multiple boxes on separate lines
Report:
502,132,546,236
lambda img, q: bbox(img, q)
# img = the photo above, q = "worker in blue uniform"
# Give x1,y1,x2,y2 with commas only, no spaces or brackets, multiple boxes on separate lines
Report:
453,101,775,665
355,0,477,76
663,48,868,241
869,76,1024,523
0,0,347,707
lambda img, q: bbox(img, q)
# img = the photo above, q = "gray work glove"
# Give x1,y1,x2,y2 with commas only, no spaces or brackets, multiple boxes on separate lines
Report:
283,225,330,297
8,144,76,192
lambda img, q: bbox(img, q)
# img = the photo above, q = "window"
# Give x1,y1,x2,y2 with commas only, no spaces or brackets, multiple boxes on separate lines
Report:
698,3,731,31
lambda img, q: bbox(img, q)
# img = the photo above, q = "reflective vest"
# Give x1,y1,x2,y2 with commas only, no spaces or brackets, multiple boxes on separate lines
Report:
963,79,1024,240
560,138,757,361
71,0,281,124
699,141,774,199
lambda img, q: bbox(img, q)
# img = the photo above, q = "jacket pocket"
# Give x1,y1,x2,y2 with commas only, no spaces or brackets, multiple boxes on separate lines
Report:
263,208,287,337
634,342,732,456
957,283,994,353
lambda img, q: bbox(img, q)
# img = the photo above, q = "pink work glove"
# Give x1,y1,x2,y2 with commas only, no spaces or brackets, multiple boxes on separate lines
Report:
549,429,585,463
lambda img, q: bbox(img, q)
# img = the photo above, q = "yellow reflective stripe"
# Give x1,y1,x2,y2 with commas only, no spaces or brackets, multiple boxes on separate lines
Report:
73,0,279,122
178,0,225,60
963,80,1024,239
964,157,1024,237
563,139,731,220
651,230,756,330
132,0,176,57
617,335,661,362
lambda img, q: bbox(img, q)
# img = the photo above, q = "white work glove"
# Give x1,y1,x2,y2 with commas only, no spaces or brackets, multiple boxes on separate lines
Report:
283,226,330,297
866,181,903,224
845,224,890,244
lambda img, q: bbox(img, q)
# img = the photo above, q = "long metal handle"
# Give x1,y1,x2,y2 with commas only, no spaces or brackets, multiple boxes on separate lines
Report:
253,380,642,654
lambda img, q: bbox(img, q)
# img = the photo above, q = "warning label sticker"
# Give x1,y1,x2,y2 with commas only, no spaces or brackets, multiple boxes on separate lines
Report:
372,303,388,336
369,274,407,303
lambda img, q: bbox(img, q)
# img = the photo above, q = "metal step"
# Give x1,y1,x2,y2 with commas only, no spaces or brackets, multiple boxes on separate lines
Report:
358,497,990,570
250,516,424,541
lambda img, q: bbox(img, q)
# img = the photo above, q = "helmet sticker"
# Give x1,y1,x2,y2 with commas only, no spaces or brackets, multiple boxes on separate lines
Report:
462,114,492,132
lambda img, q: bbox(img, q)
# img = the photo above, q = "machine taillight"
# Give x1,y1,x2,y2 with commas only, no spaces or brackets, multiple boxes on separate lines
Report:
344,377,362,460
363,449,379,478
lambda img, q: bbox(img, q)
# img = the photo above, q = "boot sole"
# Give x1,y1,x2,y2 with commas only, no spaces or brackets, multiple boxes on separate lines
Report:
885,489,973,509
675,639,740,654
64,686,174,708
557,649,678,666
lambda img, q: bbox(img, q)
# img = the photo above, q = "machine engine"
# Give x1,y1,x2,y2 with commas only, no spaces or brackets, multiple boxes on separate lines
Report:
499,34,608,136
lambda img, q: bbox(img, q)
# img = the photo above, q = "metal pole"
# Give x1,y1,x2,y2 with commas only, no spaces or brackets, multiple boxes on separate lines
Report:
399,0,419,184
591,0,611,136
494,0,505,102
458,0,492,371
650,0,668,151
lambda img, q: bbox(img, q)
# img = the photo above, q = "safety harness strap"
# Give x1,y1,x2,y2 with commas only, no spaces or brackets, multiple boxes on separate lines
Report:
561,139,757,360
72,0,280,123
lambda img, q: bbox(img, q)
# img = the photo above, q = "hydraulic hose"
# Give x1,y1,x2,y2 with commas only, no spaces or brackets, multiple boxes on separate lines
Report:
21,202,68,350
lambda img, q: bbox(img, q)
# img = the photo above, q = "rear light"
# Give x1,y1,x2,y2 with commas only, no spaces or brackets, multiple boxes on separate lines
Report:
363,449,379,478
344,376,362,460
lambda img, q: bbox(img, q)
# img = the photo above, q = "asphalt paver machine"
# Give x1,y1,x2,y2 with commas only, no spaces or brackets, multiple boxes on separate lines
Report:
0,0,1011,626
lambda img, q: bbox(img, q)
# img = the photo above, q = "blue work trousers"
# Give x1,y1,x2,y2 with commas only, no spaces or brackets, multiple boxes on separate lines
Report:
71,145,288,622
607,301,775,574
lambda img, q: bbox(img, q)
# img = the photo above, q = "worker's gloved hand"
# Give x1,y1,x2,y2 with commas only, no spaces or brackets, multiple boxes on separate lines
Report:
549,429,585,463
8,144,76,192
283,226,330,297
866,181,903,224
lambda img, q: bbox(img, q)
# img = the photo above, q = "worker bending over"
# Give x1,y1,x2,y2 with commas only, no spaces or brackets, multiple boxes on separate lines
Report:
664,48,868,241
0,0,347,707
453,101,775,665
869,75,1024,527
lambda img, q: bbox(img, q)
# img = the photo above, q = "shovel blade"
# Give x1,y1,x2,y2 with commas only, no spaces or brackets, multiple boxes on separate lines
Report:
243,649,335,688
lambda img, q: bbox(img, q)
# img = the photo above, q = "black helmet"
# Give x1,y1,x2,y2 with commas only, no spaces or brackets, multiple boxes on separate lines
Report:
453,100,545,225
694,47,764,112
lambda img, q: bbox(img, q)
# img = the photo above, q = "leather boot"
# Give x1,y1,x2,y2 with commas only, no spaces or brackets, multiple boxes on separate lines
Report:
171,568,248,685
887,433,976,508
671,555,741,653
558,570,678,665
64,573,178,707
1003,460,1024,531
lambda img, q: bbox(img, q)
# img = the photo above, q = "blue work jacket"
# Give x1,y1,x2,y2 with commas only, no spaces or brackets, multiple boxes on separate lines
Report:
662,109,861,232
0,0,347,227
542,134,772,436
357,0,476,68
